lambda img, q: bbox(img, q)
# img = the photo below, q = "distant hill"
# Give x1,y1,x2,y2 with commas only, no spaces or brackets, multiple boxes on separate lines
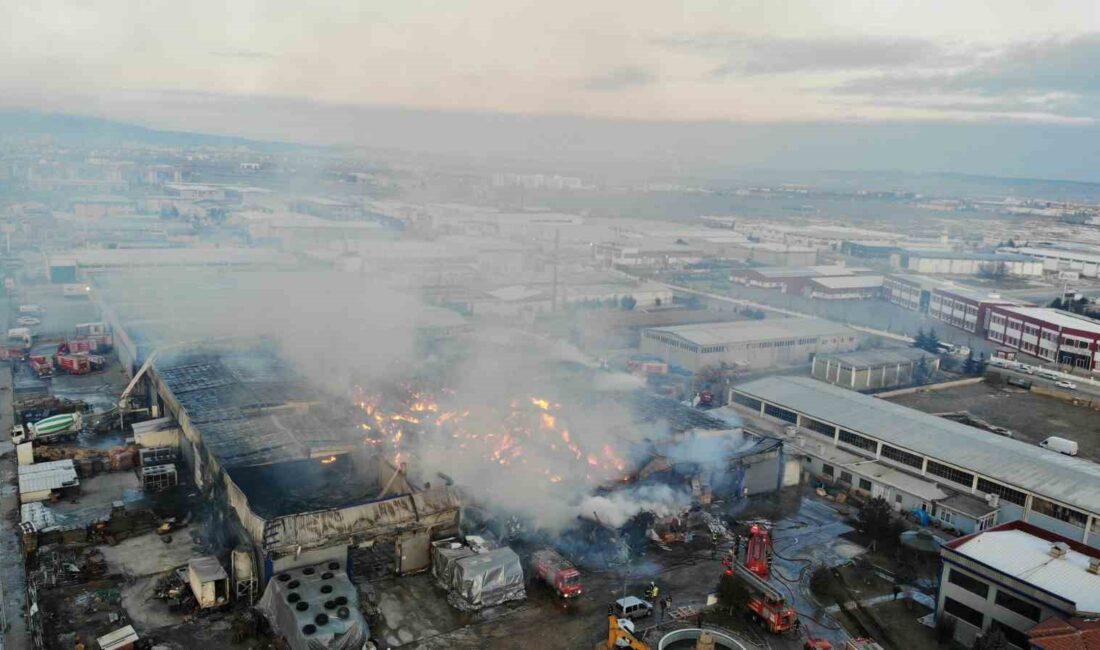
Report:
0,109,296,151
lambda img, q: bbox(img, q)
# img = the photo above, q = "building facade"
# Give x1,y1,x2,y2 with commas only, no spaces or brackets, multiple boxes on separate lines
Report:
811,348,938,391
640,319,860,372
928,288,1016,335
890,251,1044,277
937,521,1100,648
984,306,1100,370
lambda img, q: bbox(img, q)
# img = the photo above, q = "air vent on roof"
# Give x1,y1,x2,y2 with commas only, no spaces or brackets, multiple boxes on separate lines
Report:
1050,542,1070,559
1088,558,1100,575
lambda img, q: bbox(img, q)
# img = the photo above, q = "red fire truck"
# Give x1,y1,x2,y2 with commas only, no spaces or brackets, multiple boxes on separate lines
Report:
531,549,583,599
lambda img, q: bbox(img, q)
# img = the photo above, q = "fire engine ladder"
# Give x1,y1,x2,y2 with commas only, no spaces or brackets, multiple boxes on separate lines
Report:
733,563,784,602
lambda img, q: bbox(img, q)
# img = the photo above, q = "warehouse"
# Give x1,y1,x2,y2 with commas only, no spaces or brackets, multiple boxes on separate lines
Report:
724,241,818,266
937,521,1100,648
889,250,1043,277
640,318,861,372
729,265,875,295
811,348,938,391
806,275,884,300
984,306,1100,370
1007,245,1100,278
138,347,462,581
729,376,1100,547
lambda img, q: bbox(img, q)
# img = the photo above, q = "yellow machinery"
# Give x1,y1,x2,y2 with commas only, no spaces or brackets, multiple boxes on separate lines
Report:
596,609,650,650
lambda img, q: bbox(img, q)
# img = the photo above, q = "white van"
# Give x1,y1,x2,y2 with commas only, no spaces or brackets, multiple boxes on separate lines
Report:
1037,370,1060,381
1039,436,1079,456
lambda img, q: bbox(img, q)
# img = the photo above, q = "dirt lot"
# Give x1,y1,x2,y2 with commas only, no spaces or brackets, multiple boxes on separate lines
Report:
886,381,1100,462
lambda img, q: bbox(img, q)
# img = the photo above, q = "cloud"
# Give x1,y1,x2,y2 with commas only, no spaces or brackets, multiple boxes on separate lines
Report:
661,33,958,76
580,66,657,91
834,34,1100,118
210,49,273,59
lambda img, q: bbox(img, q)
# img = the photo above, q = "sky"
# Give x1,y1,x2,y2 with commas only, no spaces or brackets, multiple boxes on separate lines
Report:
4,1,1100,179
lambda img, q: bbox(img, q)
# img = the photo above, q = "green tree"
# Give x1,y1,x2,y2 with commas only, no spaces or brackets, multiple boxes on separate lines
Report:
716,572,749,615
913,328,928,350
962,350,978,375
858,496,904,551
925,328,941,352
913,356,931,384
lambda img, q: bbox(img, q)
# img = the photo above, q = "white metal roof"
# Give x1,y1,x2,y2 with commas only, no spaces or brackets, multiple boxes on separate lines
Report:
1014,246,1100,265
950,528,1100,614
18,460,78,494
645,318,854,347
797,437,948,502
995,306,1100,335
810,275,885,290
734,376,1100,515
97,625,139,650
817,347,932,368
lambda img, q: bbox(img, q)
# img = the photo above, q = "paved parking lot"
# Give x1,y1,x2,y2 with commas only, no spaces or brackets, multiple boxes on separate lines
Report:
886,381,1100,462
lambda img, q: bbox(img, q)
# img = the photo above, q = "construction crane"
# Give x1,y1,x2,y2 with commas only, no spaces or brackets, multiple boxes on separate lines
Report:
723,524,797,635
595,606,649,650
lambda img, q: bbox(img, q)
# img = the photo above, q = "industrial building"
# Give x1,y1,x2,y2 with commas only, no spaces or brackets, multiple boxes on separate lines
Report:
889,250,1043,277
1006,245,1100,278
928,286,1018,334
724,241,818,267
937,521,1100,648
984,306,1100,369
806,275,884,300
882,274,1018,335
640,318,861,372
729,376,1100,547
139,347,462,581
811,348,938,391
45,248,296,284
729,265,876,295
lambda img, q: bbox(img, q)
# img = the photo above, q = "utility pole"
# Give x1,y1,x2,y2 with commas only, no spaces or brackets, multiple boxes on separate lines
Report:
551,228,560,312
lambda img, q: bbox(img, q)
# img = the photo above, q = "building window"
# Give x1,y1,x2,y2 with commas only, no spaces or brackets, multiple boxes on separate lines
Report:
822,464,834,477
839,471,853,484
803,418,837,437
927,460,975,488
990,621,1030,650
944,597,985,629
976,478,1027,507
994,590,1041,622
858,478,872,491
763,403,798,424
881,445,924,470
1030,497,1088,529
731,393,762,411
895,494,903,504
947,568,990,599
838,429,877,453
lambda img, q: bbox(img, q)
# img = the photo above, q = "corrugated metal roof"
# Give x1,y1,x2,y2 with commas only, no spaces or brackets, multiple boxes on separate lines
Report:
734,376,1100,515
810,275,884,290
949,528,1100,614
18,460,79,494
645,318,854,347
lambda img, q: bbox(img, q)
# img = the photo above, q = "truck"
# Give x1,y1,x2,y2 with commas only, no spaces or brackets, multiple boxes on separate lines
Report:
723,524,797,635
28,355,53,378
531,549,583,598
1039,436,1079,456
12,412,83,445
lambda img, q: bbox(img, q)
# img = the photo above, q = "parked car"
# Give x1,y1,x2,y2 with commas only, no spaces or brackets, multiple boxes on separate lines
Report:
1039,436,1079,456
614,596,653,621
18,304,45,314
1055,380,1078,390
15,316,40,326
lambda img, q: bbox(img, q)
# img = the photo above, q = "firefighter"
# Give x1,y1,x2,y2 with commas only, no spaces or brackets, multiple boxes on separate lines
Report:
645,581,659,602
710,530,720,559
